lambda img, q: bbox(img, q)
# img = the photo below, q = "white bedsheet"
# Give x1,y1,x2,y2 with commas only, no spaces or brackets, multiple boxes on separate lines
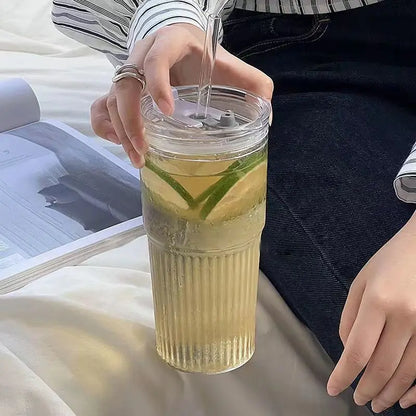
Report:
0,237,367,416
0,1,370,415
0,0,120,155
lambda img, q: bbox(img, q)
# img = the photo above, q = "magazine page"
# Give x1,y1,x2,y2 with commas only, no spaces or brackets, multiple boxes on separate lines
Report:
0,78,40,133
0,120,143,282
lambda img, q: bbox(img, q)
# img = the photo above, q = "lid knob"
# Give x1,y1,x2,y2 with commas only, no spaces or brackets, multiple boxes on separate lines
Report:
219,110,238,128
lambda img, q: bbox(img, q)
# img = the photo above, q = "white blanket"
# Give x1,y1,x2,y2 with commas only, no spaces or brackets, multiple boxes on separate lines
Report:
0,1,369,415
0,237,366,416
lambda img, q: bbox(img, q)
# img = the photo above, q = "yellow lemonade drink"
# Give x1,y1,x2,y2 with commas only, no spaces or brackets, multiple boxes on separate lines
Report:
141,86,270,373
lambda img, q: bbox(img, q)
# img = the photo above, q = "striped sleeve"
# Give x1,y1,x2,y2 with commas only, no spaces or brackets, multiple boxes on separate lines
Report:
52,0,132,65
394,142,416,203
127,0,235,52
127,0,209,52
52,0,232,65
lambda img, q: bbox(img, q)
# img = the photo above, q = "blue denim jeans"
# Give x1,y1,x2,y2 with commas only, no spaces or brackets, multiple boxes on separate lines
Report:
223,1,416,415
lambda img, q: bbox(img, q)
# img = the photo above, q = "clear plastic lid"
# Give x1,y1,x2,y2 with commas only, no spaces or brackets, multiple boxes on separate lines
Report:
141,85,271,159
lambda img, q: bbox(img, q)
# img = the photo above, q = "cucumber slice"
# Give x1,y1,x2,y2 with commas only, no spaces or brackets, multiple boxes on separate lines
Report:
194,151,266,205
144,159,195,208
200,160,267,221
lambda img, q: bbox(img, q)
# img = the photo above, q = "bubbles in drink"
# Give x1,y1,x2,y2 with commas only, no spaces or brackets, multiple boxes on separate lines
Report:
141,85,271,373
141,146,267,373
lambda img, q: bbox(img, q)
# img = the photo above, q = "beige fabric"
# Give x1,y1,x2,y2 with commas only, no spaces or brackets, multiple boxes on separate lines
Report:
0,1,370,415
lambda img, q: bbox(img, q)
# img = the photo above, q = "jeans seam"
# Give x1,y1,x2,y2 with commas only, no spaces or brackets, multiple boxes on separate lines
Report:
267,186,349,293
237,21,320,57
223,12,275,27
237,16,329,60
269,17,275,35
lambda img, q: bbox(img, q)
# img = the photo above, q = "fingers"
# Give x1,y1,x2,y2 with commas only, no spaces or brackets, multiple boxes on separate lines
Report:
114,28,195,162
372,336,416,413
353,319,411,408
90,94,120,144
107,92,143,168
143,27,195,115
399,384,416,410
327,295,386,397
214,48,274,100
113,37,154,160
113,78,147,158
93,24,277,168
339,278,366,346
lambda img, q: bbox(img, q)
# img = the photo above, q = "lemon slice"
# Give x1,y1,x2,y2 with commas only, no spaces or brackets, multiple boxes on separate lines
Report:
142,161,194,210
200,161,267,222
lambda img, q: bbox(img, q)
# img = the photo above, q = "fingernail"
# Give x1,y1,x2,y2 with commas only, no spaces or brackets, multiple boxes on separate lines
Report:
327,386,340,397
354,394,368,406
371,401,384,413
107,134,120,144
128,150,143,168
138,153,145,168
157,98,173,115
400,399,410,409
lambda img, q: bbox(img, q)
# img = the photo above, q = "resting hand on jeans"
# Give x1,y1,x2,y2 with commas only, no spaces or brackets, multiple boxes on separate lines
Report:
90,24,273,168
327,211,416,413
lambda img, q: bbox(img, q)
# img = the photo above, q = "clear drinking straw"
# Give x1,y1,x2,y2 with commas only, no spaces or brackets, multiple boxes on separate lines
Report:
195,14,222,119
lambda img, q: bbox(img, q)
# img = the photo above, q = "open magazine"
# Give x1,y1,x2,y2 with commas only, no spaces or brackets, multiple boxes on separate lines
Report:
0,78,143,293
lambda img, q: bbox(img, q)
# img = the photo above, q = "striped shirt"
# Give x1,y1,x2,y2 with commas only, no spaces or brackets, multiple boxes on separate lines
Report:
51,0,384,64
51,0,416,203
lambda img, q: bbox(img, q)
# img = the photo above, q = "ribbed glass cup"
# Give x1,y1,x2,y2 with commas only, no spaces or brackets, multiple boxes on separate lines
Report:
141,86,270,373
148,236,261,373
